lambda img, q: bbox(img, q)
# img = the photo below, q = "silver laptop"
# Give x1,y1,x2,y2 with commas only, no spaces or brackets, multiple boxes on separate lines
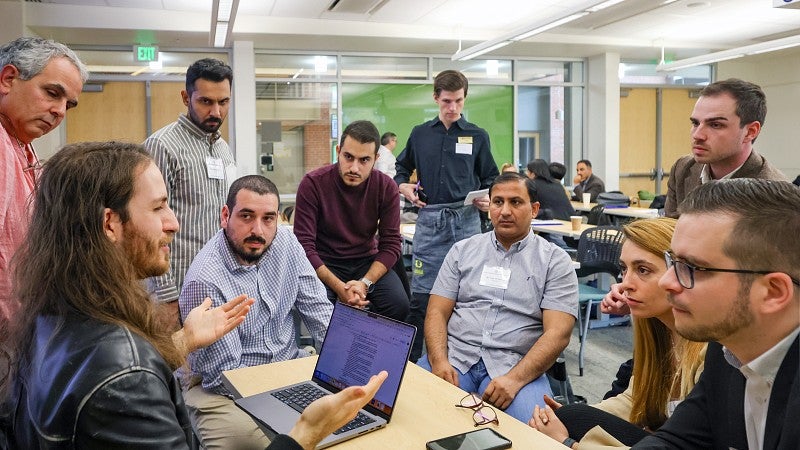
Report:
234,302,416,449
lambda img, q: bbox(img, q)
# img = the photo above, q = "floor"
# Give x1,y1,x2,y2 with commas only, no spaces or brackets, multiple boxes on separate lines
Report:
562,320,634,404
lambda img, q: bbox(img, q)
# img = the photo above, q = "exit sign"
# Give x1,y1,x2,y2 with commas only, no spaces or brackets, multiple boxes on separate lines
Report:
134,45,159,62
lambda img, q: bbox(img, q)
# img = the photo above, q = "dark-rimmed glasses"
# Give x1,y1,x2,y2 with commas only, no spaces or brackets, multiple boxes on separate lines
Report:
455,393,499,427
664,251,800,289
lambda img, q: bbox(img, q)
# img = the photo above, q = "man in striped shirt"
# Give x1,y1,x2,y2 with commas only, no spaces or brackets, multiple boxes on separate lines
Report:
144,58,236,330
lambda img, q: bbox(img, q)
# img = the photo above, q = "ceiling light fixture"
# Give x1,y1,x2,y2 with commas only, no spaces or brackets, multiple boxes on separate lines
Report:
657,34,800,71
452,0,629,61
210,0,239,48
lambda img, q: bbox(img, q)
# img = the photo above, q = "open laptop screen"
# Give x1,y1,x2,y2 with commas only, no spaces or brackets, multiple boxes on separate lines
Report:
312,303,415,417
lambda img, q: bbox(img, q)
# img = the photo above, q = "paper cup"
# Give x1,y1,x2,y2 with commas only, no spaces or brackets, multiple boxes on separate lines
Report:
570,216,582,231
582,193,591,207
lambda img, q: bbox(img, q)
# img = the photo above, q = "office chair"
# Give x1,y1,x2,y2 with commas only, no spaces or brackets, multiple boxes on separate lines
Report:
587,204,611,226
574,225,625,376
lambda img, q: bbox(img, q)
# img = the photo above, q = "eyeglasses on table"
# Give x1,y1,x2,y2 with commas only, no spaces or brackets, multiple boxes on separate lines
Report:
455,393,499,427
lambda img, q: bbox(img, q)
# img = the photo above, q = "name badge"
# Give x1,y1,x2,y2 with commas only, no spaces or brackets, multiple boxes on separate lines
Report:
479,265,511,290
206,156,225,180
458,136,473,144
455,143,473,155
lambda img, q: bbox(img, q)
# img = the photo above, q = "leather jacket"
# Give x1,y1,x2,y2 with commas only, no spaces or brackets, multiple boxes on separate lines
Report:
5,312,192,449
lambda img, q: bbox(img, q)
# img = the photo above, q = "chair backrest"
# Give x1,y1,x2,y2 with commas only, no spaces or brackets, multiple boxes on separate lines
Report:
587,204,612,226
575,226,624,279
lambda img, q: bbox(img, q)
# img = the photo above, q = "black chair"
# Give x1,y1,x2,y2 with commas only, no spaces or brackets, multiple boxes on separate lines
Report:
574,226,625,375
587,204,612,226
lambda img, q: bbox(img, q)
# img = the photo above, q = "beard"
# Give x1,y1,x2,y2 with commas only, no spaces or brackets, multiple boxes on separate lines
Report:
123,224,170,279
224,229,272,264
188,104,223,133
673,280,755,342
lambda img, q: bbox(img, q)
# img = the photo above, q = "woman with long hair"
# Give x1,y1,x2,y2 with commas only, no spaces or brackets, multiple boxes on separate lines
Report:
529,217,707,448
525,159,575,220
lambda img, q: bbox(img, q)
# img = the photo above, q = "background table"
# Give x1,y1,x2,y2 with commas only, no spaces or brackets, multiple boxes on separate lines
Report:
223,357,567,449
570,201,659,219
530,219,595,239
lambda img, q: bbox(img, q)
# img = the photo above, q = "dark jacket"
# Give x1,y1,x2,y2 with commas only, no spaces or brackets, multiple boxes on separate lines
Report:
634,337,799,449
664,150,787,218
572,174,605,202
533,178,576,220
6,312,192,449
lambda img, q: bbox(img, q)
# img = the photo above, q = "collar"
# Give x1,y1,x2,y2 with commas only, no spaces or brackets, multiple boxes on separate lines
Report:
429,115,466,130
177,114,222,145
724,328,800,383
490,229,533,253
699,155,749,184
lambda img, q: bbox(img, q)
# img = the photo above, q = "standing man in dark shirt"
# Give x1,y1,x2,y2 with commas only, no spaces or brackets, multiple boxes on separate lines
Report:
394,70,499,361
294,120,408,321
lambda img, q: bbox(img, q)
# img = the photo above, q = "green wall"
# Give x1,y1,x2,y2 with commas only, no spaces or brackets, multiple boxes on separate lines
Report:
341,83,513,169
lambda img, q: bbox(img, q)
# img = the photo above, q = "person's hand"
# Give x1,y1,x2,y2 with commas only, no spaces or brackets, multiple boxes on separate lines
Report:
529,404,570,445
182,295,254,352
482,374,524,410
399,183,426,208
337,281,370,308
573,175,582,185
472,194,490,212
599,283,630,316
430,360,460,387
543,394,563,410
288,371,388,450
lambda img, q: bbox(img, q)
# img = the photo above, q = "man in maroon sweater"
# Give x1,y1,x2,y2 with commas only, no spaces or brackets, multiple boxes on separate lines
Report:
294,120,409,321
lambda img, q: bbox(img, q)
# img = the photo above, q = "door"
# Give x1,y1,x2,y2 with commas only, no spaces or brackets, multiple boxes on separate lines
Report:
619,87,697,196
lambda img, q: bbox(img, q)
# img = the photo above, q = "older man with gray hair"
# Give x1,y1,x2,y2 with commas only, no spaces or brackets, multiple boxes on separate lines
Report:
0,37,88,323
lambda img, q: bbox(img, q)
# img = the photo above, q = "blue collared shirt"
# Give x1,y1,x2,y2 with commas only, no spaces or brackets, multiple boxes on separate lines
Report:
180,227,333,396
430,231,578,378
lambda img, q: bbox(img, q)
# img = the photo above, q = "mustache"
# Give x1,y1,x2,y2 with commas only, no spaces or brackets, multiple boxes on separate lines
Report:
244,236,267,245
346,172,361,178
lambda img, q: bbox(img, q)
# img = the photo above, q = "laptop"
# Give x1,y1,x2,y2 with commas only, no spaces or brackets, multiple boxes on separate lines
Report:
234,302,416,449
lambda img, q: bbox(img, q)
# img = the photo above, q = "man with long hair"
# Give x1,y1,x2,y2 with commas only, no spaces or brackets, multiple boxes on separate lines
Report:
1,142,384,450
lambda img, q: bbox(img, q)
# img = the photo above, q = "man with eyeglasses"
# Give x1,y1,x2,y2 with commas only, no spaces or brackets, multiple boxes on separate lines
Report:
631,178,799,449
420,172,578,424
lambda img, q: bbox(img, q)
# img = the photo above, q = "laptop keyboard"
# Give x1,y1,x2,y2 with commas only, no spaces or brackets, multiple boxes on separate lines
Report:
271,384,376,435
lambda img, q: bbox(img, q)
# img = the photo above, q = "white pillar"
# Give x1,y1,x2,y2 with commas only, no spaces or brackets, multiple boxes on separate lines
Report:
586,52,620,191
232,40,257,177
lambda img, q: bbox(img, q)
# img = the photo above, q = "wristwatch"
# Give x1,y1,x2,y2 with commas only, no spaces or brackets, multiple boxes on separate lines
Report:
562,437,578,448
359,277,375,293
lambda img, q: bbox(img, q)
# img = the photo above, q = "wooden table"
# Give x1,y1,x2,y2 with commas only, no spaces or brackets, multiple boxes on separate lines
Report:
530,219,595,239
570,201,659,219
223,357,567,449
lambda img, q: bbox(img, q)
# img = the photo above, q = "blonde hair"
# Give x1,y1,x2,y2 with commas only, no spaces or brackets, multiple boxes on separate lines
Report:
622,218,707,430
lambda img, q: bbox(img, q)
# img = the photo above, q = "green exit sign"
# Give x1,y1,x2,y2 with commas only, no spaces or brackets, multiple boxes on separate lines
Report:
134,45,159,62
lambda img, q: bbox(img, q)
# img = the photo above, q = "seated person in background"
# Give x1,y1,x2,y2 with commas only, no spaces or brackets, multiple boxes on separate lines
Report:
526,159,576,220
500,162,518,173
180,175,333,449
571,159,606,202
2,142,253,447
548,162,573,200
294,120,408,321
530,218,707,449
420,172,578,423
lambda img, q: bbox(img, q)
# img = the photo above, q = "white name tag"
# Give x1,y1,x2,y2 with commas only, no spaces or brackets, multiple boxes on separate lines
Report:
455,143,473,155
206,156,225,180
479,265,511,290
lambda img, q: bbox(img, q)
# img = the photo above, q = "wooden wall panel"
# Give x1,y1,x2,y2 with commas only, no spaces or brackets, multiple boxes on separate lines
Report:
660,89,697,193
66,82,146,143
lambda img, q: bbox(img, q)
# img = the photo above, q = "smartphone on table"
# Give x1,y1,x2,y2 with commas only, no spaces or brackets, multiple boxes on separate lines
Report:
426,428,512,450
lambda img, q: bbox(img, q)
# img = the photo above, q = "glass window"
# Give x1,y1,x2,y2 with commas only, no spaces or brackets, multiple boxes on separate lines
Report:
254,54,337,79
341,56,428,80
516,60,582,83
255,81,339,197
432,59,512,82
619,62,712,85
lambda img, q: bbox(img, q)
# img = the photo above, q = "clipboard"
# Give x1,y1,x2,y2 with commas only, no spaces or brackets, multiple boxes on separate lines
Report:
463,188,489,206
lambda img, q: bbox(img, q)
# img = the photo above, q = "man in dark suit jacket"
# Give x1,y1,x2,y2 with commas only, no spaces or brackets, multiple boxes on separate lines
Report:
634,179,799,449
664,78,787,218
571,159,605,202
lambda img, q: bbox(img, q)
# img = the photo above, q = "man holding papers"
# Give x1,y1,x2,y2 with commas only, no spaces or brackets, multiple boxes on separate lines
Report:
394,70,499,361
